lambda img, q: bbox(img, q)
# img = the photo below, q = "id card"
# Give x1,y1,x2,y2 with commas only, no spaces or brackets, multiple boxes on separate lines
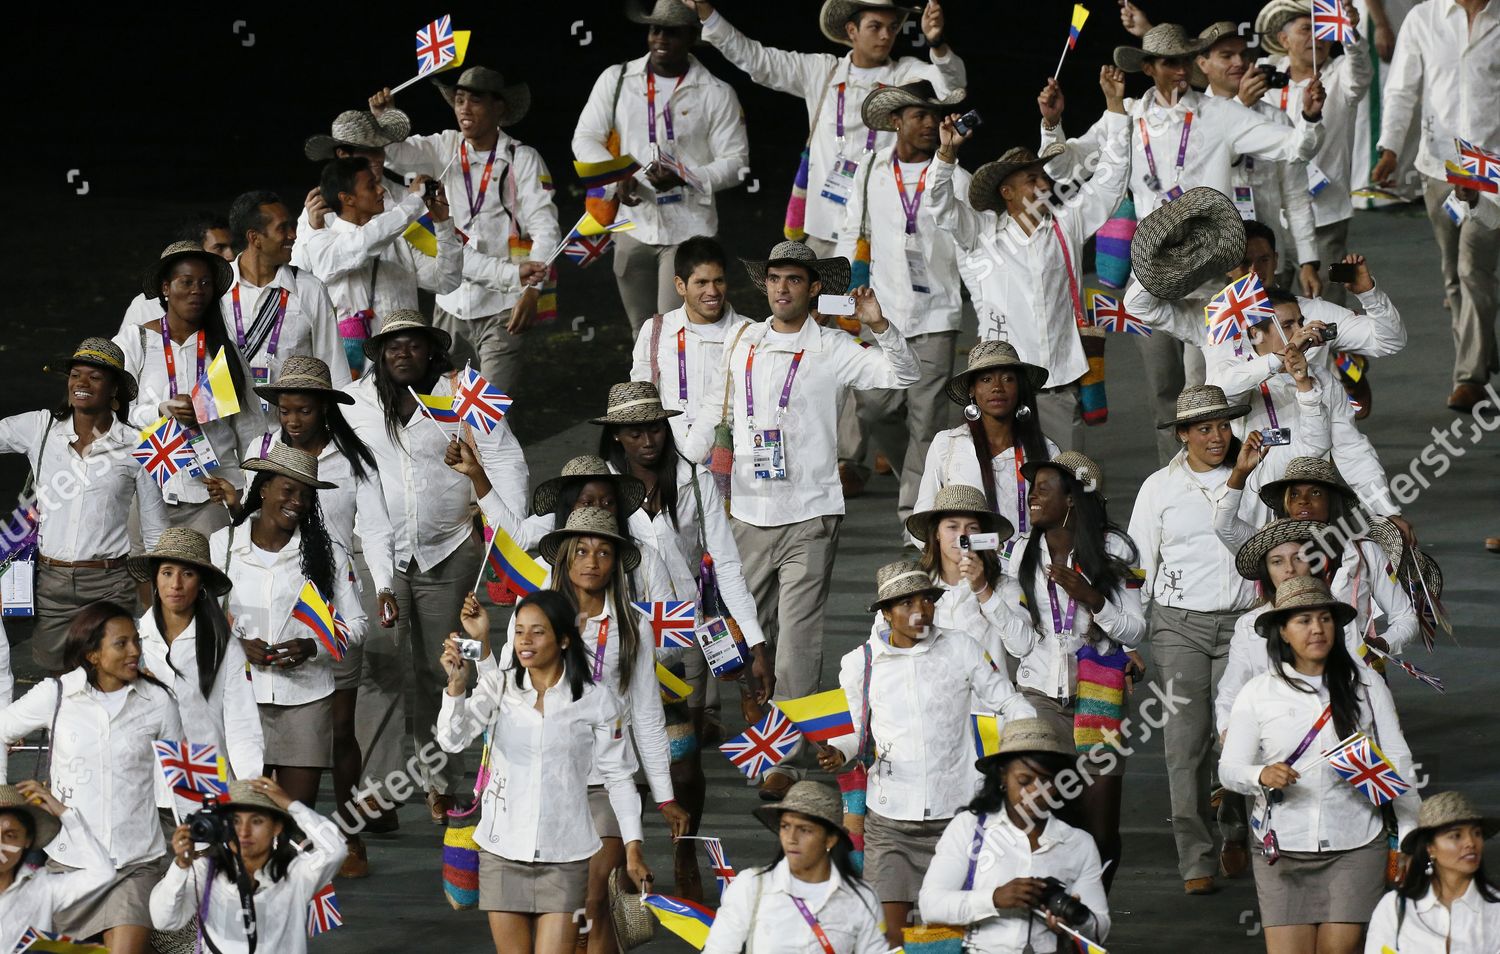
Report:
253,366,271,411
905,241,931,294
655,190,684,206
696,616,746,678
818,158,861,205
1163,185,1184,202
1444,191,1471,225
1306,162,1331,197
0,557,34,617
751,428,786,480
1233,185,1256,220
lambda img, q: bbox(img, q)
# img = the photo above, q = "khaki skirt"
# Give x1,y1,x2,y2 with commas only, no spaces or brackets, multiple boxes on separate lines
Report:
50,855,168,936
260,696,334,768
478,849,588,914
331,640,364,691
864,811,950,903
1251,834,1388,926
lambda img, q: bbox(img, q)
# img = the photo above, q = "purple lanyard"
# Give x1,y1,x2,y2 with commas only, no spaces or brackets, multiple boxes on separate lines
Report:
961,813,988,889
893,156,929,235
460,141,498,222
1258,381,1281,429
230,283,289,357
788,897,836,954
591,617,611,683
834,83,880,154
158,322,206,399
675,329,689,405
1138,111,1194,190
646,70,683,146
744,345,804,428
1012,447,1028,535
1287,704,1334,766
258,433,274,459
1047,576,1078,637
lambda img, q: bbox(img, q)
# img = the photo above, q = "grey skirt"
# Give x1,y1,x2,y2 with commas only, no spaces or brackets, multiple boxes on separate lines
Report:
260,696,334,768
50,855,168,936
1252,834,1388,926
864,811,950,903
478,849,588,914
331,639,364,691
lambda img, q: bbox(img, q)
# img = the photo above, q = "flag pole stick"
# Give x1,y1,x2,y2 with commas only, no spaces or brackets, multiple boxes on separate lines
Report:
1052,36,1072,80
473,545,493,593
392,71,432,95
1299,732,1364,771
406,385,456,442
1310,0,1318,74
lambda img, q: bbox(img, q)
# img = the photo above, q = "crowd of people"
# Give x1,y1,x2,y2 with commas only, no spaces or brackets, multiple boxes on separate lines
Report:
1,0,1497,952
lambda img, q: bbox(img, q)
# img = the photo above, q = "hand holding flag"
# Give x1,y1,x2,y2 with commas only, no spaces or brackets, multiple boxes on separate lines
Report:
1204,273,1274,346
393,15,471,93
774,689,854,742
290,580,347,661
1054,5,1091,78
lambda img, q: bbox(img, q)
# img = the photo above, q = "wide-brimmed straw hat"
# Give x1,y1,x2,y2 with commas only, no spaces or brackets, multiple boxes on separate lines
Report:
626,0,701,29
242,443,337,491
753,781,850,839
59,337,138,402
128,527,233,596
590,381,682,426
1198,21,1245,49
1234,518,1326,580
867,560,946,612
1131,187,1247,301
608,867,656,950
975,717,1075,772
1365,517,1444,600
434,67,531,127
303,108,413,162
1256,0,1314,56
1022,450,1105,496
742,241,851,296
1157,385,1250,430
1256,456,1360,514
253,355,354,406
904,484,1012,544
1114,23,1208,73
537,507,642,573
1254,576,1357,639
861,81,965,133
969,144,1067,214
144,240,233,300
945,340,1049,405
0,784,62,849
819,0,920,47
530,455,647,519
1400,791,1500,854
362,309,453,361
218,779,296,828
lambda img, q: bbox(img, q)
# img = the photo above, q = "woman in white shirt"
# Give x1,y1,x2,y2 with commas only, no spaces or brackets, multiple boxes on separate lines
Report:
818,560,1034,949
151,776,346,954
437,589,651,953
1220,576,1421,953
904,484,1015,662
0,781,114,954
0,601,183,954
704,781,885,954
919,718,1110,954
1365,791,1500,953
996,452,1145,889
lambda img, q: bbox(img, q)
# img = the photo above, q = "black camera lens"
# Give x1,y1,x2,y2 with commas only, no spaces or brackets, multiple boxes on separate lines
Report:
1037,876,1092,927
1319,323,1338,342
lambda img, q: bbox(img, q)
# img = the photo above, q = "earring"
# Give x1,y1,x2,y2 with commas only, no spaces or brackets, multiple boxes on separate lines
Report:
1015,404,1033,420
963,400,981,422
1424,858,1435,876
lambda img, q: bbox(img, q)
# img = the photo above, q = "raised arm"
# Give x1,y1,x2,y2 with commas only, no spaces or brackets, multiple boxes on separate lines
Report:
697,7,838,99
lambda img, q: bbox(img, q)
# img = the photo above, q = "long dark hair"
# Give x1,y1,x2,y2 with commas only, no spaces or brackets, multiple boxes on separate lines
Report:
63,601,173,694
546,480,651,596
1267,611,1364,740
1398,827,1500,902
598,424,682,530
150,561,234,699
964,371,1049,512
549,536,642,693
1017,467,1138,631
275,393,377,482
917,522,1001,589
757,814,879,919
212,810,298,884
189,302,251,408
51,364,133,425
232,472,337,601
507,591,593,701
370,338,454,445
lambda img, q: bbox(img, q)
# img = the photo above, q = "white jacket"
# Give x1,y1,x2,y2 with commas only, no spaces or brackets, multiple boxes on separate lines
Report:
1364,882,1500,954
703,859,886,954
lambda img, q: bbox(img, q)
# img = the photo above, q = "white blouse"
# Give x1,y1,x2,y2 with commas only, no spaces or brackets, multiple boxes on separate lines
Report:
913,427,1060,550
0,810,113,953
1364,882,1500,954
703,859,887,954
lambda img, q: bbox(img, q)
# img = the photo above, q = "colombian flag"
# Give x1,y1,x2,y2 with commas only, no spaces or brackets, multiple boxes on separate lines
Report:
482,525,547,595
574,155,643,190
641,894,714,949
1067,4,1090,48
291,580,345,661
402,214,438,257
775,690,854,742
415,392,461,423
657,663,694,703
1447,160,1499,194
971,712,1002,759
190,348,241,421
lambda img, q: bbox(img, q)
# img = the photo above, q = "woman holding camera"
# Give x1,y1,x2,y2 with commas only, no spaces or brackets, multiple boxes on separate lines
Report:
919,718,1110,954
0,601,183,954
151,776,346,954
901,484,1015,660
0,781,114,954
437,589,651,954
1220,576,1420,954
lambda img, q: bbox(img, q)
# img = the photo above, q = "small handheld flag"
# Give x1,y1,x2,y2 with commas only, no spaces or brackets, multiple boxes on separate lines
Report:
1325,734,1412,805
574,155,643,190
12,930,105,954
774,689,854,742
1457,137,1500,184
1204,273,1274,346
133,417,214,487
632,601,698,648
641,894,715,949
542,210,637,268
291,580,346,661
476,523,547,595
307,883,343,938
1054,5,1091,78
415,392,461,423
191,348,241,422
657,662,694,703
700,837,736,894
453,364,513,434
1362,644,1444,692
720,707,802,778
562,233,615,269
402,214,439,257
153,740,229,803
970,713,1002,759
1447,160,1500,195
1311,0,1357,45
392,16,471,93
1089,290,1151,336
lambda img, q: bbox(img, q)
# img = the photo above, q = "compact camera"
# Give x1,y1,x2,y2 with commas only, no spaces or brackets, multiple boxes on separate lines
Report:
1261,426,1293,448
1257,64,1291,88
457,638,484,661
959,532,1001,552
954,110,983,136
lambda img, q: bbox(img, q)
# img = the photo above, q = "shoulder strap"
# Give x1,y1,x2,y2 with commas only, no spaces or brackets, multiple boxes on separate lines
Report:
219,524,236,614
857,641,873,761
688,463,709,556
961,812,988,890
648,313,665,389
804,62,840,143
858,158,876,240
721,321,754,423
610,61,630,132
19,414,55,509
36,677,64,782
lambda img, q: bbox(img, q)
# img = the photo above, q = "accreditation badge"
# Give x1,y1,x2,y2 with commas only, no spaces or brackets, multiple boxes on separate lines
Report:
818,158,861,205
751,428,786,480
904,237,932,295
1233,185,1256,220
1306,161,1331,197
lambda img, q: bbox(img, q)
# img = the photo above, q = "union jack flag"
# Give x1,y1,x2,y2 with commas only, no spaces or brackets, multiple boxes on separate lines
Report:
1204,273,1274,346
307,883,343,937
1457,137,1500,183
1326,734,1411,806
719,706,802,779
1090,291,1152,336
13,928,78,953
562,234,615,268
330,606,353,660
631,600,698,649
132,418,203,488
152,740,228,802
414,15,457,76
1311,0,1356,44
701,837,736,894
453,364,513,434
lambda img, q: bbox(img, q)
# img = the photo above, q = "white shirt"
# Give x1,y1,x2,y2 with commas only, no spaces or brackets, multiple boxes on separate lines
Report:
1128,456,1258,613
0,669,182,868
149,801,346,954
831,629,1033,821
1380,0,1500,182
703,859,887,954
342,373,528,573
384,129,561,319
117,292,162,337
1365,882,1500,954
630,306,752,447
678,316,920,527
1216,605,1273,737
209,527,365,706
0,411,168,561
437,665,642,862
1221,662,1420,852
220,258,349,391
139,612,264,782
834,147,971,336
700,10,966,242
1205,88,1319,266
1272,50,1374,226
913,429,1062,551
0,811,113,953
919,810,1111,954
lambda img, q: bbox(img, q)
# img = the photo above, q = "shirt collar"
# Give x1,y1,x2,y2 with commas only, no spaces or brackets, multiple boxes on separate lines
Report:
1414,879,1485,913
756,316,825,354
993,806,1065,849
770,858,847,904
62,667,142,699
48,415,139,449
626,54,701,85
229,256,293,292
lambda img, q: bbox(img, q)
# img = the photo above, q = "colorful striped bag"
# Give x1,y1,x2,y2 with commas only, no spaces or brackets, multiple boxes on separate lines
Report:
441,735,493,909
784,65,838,241
1074,644,1128,752
1093,195,1137,289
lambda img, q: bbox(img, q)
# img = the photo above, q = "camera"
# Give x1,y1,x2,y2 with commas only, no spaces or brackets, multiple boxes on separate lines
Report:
1261,426,1293,447
423,178,440,201
187,802,230,845
959,532,1001,552
457,638,484,661
1317,322,1338,342
954,110,983,136
1036,876,1093,927
1257,64,1291,88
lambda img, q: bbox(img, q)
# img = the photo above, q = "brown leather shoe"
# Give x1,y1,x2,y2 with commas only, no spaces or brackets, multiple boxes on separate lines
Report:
427,790,455,826
839,462,866,498
757,772,794,802
874,453,893,475
674,839,704,903
359,795,400,834
1220,840,1250,878
339,835,370,879
1184,876,1217,895
1487,536,1500,553
1448,383,1486,413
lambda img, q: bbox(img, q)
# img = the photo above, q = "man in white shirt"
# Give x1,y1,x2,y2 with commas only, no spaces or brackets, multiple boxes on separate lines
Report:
118,214,235,335
629,236,749,448
573,3,749,331
1350,0,1424,203
369,68,560,396
1374,0,1500,412
679,242,919,798
690,0,964,256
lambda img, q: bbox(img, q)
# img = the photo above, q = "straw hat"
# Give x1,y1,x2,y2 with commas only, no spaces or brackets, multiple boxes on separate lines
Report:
626,0,701,29
968,144,1067,215
537,507,642,573
303,108,413,162
1364,517,1444,600
433,67,531,127
819,0,920,47
1114,23,1208,73
1256,0,1313,56
1253,576,1357,639
1198,21,1245,49
975,717,1075,771
589,381,682,426
753,781,850,839
867,560,946,612
362,309,453,361
1400,791,1500,854
1157,385,1250,430
742,241,851,296
218,779,295,829
1022,450,1105,496
144,240,233,300
904,484,1012,544
861,81,965,133
608,867,656,950
60,337,138,402
0,784,62,849
944,339,1049,404
1256,456,1360,514
252,355,354,406
1233,518,1326,580
242,443,338,491
128,527,233,597
530,455,647,519
1131,187,1247,301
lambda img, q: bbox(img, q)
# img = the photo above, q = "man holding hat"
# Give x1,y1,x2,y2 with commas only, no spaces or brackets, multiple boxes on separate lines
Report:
572,1,749,331
295,105,415,234
369,66,560,394
688,0,964,256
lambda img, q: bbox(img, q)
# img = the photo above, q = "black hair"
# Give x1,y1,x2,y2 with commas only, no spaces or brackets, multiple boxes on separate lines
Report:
227,190,284,253
1017,467,1138,631
757,813,879,919
1264,286,1299,307
272,392,377,482
52,363,133,424
213,809,298,884
1172,423,1244,470
370,334,455,445
1244,219,1278,251
1266,608,1364,739
598,423,682,530
176,211,230,246
232,472,337,601
962,370,1050,512
0,807,37,852
153,263,252,404
1399,826,1500,903
549,535,642,693
508,591,593,701
969,751,1073,815
673,235,729,283
320,157,373,216
149,561,234,699
63,601,173,694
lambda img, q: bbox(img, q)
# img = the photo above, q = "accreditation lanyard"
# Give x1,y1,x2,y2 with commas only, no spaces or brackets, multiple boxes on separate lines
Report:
1258,381,1282,430
1012,446,1028,535
460,140,498,222
229,283,289,356
1286,703,1334,766
646,70,684,146
159,322,206,399
1046,562,1079,638
892,157,930,235
591,617,612,683
744,345,804,431
1048,218,1087,329
834,83,880,156
1138,111,1193,193
675,328,689,405
788,897,837,954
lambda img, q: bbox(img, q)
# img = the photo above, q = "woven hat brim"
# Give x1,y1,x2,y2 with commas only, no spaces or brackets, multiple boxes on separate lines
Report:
241,457,338,490
974,738,1075,772
904,507,1011,546
303,109,412,161
1113,36,1208,73
944,355,1050,405
362,324,454,361
743,256,852,297
1401,816,1500,854
253,382,356,405
54,355,139,402
1256,473,1360,512
819,0,916,46
537,527,642,574
625,0,702,29
434,80,532,127
0,798,62,848
1255,1,1308,56
530,474,647,520
144,249,234,300
1131,188,1248,301
868,583,947,613
1234,520,1325,580
127,552,233,596
1254,598,1357,639
589,407,684,425
752,801,852,841
217,798,298,832
968,145,1066,214
862,87,965,133
1155,402,1251,430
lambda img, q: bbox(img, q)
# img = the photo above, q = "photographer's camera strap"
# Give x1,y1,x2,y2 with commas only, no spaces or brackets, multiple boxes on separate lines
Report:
788,897,836,954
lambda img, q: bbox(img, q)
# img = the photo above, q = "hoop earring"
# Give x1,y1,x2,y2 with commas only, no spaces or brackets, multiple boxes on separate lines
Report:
963,397,981,422
1015,404,1032,420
